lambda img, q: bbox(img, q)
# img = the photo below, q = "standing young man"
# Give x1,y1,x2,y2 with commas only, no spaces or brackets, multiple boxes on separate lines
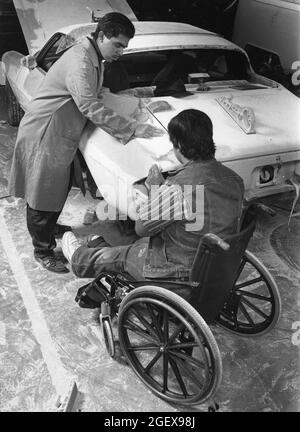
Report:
9,12,162,273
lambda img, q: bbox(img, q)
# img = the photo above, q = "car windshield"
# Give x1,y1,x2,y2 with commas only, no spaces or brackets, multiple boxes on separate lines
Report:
39,33,250,93
118,48,249,89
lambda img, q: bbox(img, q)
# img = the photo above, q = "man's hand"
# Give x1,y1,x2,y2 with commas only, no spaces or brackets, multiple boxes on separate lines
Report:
134,123,165,139
145,164,165,189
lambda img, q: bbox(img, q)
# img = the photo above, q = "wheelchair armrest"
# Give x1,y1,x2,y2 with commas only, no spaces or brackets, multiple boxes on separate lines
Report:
202,233,230,251
242,201,277,217
254,203,277,216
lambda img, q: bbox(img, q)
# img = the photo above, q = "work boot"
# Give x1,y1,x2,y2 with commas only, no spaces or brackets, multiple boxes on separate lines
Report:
34,254,69,273
53,224,72,238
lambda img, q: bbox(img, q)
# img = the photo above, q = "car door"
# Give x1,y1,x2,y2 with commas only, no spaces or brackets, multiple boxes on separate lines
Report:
9,33,67,111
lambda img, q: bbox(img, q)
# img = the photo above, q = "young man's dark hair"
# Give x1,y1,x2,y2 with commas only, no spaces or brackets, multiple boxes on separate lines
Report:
92,12,135,40
168,109,216,160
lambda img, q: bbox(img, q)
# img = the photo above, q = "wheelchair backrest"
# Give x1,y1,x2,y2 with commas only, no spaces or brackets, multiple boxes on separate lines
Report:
189,206,256,323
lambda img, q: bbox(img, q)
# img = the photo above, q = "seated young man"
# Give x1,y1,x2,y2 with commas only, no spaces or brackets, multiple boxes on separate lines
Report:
62,109,244,280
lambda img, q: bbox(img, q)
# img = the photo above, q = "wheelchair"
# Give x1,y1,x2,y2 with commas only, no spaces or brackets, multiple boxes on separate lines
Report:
76,205,281,408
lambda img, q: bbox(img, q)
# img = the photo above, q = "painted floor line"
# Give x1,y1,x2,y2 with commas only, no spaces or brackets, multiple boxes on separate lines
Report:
0,211,73,398
0,321,6,345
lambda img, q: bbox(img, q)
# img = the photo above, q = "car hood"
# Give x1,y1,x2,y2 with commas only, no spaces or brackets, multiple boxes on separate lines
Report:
13,0,136,54
147,87,300,162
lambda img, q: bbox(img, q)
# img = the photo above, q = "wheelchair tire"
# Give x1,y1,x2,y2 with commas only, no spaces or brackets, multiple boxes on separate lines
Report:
102,318,115,358
118,285,222,406
216,250,281,336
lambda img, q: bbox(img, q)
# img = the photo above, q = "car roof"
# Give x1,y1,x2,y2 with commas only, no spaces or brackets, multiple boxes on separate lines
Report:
58,21,242,54
62,20,216,36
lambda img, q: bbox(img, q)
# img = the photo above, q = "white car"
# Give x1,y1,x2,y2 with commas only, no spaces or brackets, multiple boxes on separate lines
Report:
2,0,300,218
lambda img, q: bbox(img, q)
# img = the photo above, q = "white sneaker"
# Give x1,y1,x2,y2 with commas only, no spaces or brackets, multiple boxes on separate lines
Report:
89,235,101,242
61,231,82,263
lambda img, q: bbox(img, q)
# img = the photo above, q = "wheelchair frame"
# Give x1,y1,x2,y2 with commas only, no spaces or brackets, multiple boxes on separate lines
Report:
77,206,281,408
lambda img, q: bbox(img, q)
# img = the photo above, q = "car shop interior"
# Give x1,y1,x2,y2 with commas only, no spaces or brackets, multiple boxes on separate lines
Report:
0,0,299,415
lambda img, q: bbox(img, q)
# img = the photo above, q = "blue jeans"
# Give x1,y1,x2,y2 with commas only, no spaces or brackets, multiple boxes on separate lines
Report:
70,237,149,280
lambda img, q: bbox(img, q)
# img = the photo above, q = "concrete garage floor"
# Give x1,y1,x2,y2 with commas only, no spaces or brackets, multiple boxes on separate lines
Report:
0,86,299,412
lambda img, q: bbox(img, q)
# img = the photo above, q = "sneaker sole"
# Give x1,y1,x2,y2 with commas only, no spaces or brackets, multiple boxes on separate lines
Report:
35,259,70,274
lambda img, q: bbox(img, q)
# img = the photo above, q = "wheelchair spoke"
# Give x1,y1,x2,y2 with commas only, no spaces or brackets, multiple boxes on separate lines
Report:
146,303,164,341
128,343,159,351
234,257,247,284
131,307,159,340
238,301,255,326
168,349,206,370
168,354,204,389
144,350,162,374
163,311,169,344
170,341,198,350
238,290,272,302
162,353,169,393
235,276,264,289
169,356,188,397
124,319,158,344
240,297,269,320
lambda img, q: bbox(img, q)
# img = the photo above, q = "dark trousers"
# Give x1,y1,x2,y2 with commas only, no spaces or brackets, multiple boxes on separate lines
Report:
26,160,76,258
26,204,62,258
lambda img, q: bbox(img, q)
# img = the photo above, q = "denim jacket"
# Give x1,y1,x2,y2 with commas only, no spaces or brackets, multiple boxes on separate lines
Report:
143,159,244,279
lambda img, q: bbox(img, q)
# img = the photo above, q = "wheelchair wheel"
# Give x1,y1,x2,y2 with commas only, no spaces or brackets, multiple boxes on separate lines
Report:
118,286,222,406
102,318,115,358
216,250,281,336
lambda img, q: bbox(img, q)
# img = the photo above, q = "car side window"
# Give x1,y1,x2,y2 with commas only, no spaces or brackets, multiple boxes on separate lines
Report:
37,33,70,72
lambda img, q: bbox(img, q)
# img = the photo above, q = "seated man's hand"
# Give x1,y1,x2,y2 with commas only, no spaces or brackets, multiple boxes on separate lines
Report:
145,164,165,189
134,123,165,139
117,88,154,98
